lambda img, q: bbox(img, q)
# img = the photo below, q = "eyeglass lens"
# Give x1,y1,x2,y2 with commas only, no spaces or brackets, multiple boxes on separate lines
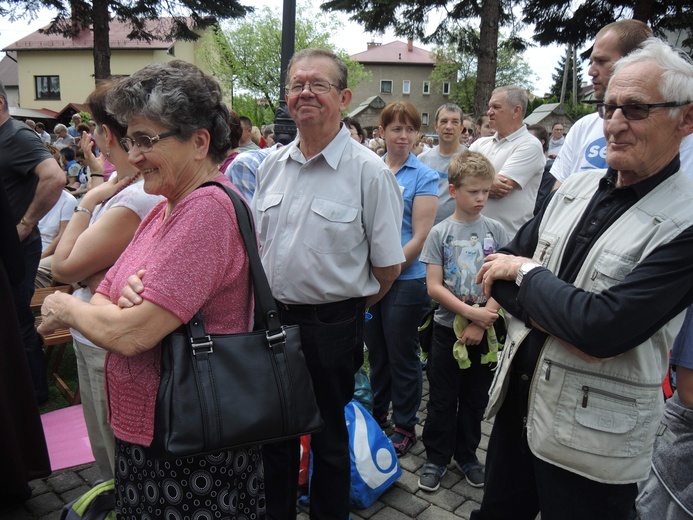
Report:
599,104,650,120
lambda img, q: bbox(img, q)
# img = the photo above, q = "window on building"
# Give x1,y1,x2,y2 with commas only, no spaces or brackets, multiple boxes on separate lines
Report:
423,81,431,95
443,82,451,95
422,112,429,125
35,76,61,100
380,80,393,94
402,80,411,95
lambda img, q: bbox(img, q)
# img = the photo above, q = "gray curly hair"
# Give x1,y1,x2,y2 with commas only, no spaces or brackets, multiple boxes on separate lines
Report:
106,60,232,163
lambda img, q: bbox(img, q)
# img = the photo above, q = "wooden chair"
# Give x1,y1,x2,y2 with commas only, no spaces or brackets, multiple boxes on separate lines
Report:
30,285,72,312
33,285,81,405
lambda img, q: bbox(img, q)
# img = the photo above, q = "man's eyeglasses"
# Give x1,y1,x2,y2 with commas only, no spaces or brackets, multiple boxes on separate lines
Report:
597,101,691,121
285,81,342,97
120,130,179,152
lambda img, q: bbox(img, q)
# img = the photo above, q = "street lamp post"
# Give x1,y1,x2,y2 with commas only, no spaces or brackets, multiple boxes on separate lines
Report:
273,0,297,145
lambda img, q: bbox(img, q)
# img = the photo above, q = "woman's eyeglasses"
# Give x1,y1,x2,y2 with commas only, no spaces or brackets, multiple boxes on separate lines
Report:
120,130,179,152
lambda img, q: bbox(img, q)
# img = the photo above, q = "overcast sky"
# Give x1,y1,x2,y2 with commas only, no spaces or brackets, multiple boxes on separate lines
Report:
0,4,580,97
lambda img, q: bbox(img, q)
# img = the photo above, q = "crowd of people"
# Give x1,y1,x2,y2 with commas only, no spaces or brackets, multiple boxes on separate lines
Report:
2,18,693,520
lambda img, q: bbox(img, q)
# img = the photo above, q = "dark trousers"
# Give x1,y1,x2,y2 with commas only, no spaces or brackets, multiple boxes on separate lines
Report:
422,322,493,467
263,298,365,520
470,370,638,520
10,235,48,403
365,278,428,431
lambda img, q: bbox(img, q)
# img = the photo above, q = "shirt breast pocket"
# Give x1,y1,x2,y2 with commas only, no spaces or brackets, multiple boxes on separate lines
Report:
256,192,283,236
303,197,362,254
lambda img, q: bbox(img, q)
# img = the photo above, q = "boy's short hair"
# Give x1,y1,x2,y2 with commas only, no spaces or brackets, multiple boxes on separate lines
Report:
60,147,75,161
448,150,495,187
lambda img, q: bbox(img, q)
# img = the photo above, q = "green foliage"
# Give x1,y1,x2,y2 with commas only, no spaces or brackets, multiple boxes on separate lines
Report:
549,51,584,101
521,0,693,50
200,3,369,114
527,96,546,116
78,111,92,124
0,0,250,41
495,43,536,91
322,0,525,117
431,34,536,115
0,0,251,80
321,0,517,47
565,100,597,121
232,94,275,126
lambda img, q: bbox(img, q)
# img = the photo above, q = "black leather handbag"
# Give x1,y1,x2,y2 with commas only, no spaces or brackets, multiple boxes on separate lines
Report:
148,182,323,458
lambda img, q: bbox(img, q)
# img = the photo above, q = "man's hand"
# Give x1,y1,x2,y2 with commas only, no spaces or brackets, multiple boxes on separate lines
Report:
489,175,513,199
477,254,535,298
16,221,33,242
118,269,147,308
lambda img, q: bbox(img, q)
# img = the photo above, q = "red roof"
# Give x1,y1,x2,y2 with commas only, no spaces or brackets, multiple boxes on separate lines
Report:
350,40,434,65
3,18,187,52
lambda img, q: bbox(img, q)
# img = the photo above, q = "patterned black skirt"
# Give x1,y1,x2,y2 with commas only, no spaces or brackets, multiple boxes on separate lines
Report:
114,439,265,519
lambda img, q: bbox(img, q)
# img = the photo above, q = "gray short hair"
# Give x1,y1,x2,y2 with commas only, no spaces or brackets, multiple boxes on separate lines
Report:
106,60,232,163
492,86,528,117
287,48,348,90
611,38,693,118
54,123,68,134
262,124,275,139
434,103,463,124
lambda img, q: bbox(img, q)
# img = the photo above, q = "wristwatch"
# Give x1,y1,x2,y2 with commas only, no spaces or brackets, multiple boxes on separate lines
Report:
515,262,542,287
20,216,34,228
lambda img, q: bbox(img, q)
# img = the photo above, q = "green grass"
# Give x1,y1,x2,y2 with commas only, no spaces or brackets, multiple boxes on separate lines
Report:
39,342,79,414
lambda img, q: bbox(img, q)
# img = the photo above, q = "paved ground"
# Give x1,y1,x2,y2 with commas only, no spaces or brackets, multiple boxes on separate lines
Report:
2,373,509,520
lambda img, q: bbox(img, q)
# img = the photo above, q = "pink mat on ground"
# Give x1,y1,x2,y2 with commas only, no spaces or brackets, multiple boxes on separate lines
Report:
41,405,95,471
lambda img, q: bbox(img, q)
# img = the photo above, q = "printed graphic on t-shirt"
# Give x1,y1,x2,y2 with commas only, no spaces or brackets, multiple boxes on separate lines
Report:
443,232,498,304
581,136,608,170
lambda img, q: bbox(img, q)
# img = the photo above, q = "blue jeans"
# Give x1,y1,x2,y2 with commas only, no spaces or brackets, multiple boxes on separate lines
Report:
423,322,493,467
263,297,365,520
365,278,428,431
11,234,48,403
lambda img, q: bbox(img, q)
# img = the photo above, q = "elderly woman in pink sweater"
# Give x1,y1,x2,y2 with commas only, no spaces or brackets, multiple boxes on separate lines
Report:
39,61,263,519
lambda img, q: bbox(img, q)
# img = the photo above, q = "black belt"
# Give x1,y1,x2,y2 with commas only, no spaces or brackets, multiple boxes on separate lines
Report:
275,297,364,313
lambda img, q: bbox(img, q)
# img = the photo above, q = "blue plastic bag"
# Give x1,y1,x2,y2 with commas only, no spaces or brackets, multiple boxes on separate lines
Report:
345,400,401,509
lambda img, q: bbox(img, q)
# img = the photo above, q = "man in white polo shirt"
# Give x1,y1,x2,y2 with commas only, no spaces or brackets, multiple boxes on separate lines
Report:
470,85,545,238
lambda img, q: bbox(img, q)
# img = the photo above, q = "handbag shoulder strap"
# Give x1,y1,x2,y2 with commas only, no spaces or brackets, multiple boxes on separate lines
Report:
187,181,282,340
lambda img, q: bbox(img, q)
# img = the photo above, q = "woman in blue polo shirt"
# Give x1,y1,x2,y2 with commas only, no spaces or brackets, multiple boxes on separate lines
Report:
366,101,438,456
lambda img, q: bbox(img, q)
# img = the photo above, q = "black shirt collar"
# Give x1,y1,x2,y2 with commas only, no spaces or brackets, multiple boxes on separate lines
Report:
600,154,682,200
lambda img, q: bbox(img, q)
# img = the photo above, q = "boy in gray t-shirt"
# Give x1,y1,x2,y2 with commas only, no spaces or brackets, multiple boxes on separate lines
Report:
418,150,509,492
